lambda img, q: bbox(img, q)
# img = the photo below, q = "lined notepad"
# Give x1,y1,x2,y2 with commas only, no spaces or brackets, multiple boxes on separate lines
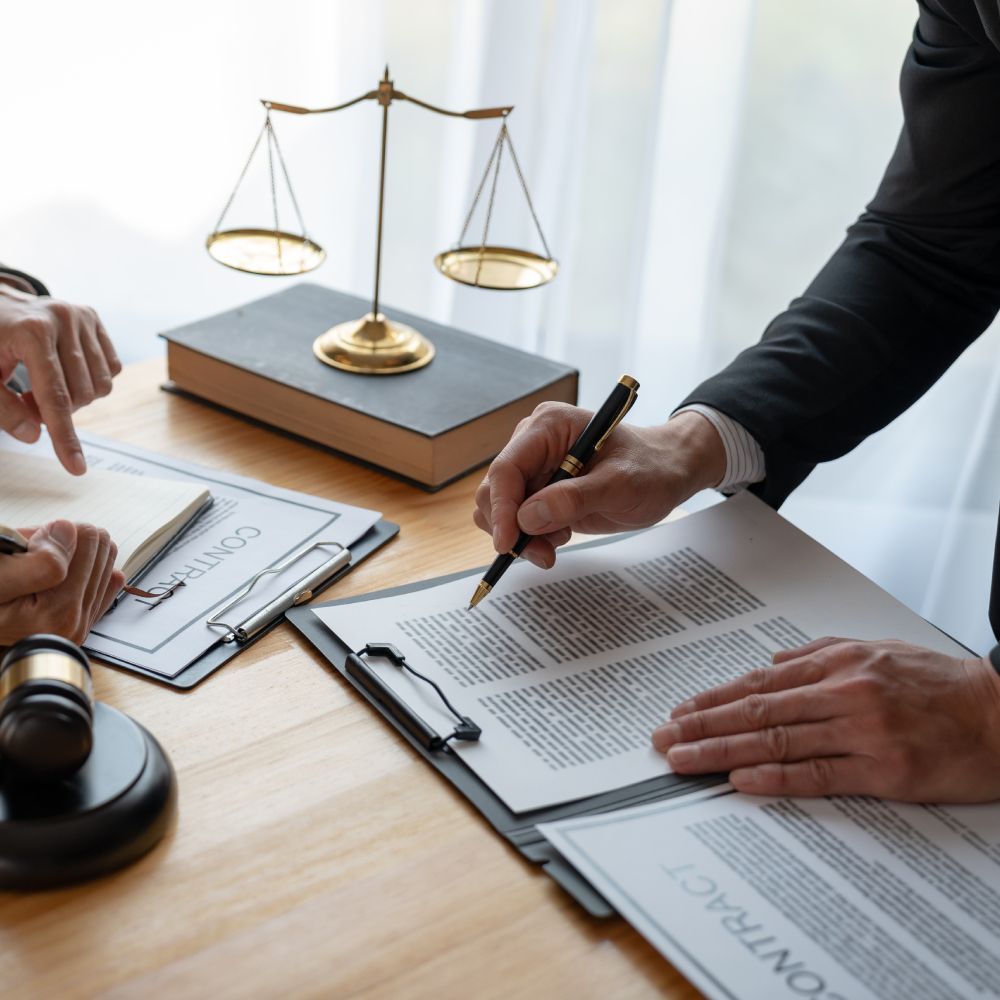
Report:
0,451,210,580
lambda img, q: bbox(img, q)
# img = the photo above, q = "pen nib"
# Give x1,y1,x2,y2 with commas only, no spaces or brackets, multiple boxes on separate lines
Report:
468,581,492,610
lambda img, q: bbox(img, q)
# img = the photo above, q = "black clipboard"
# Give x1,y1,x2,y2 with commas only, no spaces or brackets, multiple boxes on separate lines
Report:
286,545,725,919
96,518,398,690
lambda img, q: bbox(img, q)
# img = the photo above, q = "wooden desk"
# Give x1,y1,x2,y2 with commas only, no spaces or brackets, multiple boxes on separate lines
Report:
0,359,699,999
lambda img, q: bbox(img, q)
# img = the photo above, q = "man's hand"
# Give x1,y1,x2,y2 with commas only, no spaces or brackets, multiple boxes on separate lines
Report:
473,405,726,567
651,637,1000,802
0,285,121,475
0,520,124,645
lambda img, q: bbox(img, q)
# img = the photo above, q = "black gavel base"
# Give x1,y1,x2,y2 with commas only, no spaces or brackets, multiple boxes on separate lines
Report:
0,702,176,889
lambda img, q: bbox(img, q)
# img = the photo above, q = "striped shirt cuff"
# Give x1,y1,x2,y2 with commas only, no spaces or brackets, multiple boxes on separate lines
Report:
674,404,766,494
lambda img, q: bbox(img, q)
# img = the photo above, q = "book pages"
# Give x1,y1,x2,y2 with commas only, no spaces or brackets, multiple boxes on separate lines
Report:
0,450,208,578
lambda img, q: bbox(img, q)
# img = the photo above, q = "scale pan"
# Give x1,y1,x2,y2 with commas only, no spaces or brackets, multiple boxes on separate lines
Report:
434,246,558,290
206,229,326,276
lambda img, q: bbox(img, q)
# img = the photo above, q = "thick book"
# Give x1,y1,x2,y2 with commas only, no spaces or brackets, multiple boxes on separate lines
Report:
161,283,578,490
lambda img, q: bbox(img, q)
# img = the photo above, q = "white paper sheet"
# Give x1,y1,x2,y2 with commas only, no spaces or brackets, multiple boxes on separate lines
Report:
313,493,967,813
541,789,1000,1000
0,432,381,676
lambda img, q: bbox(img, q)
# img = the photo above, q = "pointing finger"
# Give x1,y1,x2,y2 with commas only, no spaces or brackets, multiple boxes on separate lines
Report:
18,325,85,474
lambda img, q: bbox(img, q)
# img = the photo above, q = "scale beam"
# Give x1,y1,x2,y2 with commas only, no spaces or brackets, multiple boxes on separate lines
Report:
386,90,512,119
261,93,377,115
261,73,513,121
262,94,512,119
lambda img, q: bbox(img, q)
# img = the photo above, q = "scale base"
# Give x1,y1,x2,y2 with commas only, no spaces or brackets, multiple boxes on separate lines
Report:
313,313,435,375
0,702,176,889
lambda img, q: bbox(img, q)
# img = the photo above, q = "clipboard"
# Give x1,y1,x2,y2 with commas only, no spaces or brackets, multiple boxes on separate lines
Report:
285,539,725,920
97,518,398,690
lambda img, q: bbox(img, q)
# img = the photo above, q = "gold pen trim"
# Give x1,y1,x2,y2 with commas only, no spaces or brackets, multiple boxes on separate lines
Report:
593,374,640,452
468,580,492,609
559,455,584,477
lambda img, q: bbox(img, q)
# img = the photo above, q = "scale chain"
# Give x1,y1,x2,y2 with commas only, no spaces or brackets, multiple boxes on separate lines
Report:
269,120,310,242
456,124,505,249
503,124,553,261
212,116,270,235
455,120,553,266
264,117,284,268
475,123,507,285
212,109,311,271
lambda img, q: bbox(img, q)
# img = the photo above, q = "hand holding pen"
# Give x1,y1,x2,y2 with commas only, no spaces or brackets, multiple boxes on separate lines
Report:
0,521,123,645
472,375,731,604
470,375,639,607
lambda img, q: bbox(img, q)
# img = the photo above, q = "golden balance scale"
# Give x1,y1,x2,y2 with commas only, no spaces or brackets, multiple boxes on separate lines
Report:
206,67,557,375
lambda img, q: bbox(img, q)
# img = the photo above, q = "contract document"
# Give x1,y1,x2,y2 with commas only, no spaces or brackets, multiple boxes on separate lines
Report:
541,788,1000,1000
313,493,967,813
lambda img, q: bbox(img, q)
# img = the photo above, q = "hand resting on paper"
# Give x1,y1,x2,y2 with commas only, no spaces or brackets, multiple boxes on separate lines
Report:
651,636,1000,803
473,403,726,567
0,282,121,475
0,521,124,646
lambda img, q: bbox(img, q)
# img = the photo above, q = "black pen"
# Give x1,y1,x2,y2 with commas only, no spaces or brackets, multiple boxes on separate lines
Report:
0,525,29,556
468,374,639,609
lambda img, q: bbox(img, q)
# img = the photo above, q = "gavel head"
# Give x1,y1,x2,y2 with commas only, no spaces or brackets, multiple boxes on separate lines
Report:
0,635,94,781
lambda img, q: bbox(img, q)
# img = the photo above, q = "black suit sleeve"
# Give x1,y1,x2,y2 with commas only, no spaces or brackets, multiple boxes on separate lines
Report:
679,0,1000,507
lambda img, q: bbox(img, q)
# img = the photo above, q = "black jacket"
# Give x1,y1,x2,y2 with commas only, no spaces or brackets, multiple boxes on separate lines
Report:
680,0,1000,650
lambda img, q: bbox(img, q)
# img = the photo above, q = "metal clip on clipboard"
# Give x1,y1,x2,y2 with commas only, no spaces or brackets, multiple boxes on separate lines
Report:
345,643,482,752
207,541,351,644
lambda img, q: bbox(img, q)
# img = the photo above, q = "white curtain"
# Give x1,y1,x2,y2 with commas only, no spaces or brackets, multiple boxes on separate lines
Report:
2,0,996,652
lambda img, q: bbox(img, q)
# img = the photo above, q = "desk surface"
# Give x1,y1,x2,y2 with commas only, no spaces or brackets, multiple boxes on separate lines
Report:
0,359,700,999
